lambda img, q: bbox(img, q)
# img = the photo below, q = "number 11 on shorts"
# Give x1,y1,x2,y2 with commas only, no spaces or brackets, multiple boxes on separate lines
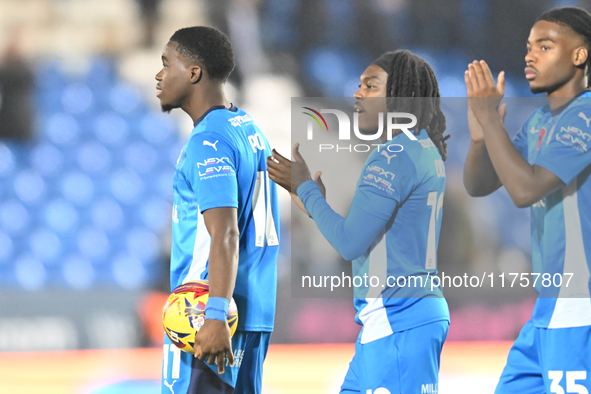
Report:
549,371,588,394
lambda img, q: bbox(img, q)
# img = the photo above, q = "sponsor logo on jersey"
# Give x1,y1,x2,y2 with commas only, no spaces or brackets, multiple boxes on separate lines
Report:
366,165,395,180
197,157,233,168
199,166,234,176
529,126,540,134
228,114,253,127
561,125,591,140
556,125,591,152
203,140,219,151
363,173,395,194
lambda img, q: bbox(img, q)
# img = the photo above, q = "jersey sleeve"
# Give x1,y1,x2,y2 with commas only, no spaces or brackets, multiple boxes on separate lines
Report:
512,123,529,160
295,148,416,261
534,108,591,186
183,133,238,212
297,180,397,261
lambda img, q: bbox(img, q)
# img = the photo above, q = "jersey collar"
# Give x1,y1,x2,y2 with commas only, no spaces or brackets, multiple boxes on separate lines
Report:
193,104,238,127
548,89,591,117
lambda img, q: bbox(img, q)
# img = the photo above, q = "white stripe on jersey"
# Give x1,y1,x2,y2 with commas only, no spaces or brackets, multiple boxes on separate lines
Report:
252,171,266,247
548,179,591,328
359,297,393,344
265,172,279,246
359,234,393,344
183,206,211,283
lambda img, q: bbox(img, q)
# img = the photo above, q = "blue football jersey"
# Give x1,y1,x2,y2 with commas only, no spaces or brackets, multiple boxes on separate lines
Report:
170,105,279,332
511,92,591,329
298,129,449,344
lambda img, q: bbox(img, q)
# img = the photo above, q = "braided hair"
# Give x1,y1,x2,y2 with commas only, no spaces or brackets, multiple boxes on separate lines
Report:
538,7,591,88
381,50,450,161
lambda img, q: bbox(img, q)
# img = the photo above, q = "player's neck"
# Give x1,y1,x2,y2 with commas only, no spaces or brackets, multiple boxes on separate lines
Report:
546,77,587,110
183,84,231,123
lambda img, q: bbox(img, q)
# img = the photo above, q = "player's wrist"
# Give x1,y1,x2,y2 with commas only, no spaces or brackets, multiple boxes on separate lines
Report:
296,180,318,197
205,297,230,321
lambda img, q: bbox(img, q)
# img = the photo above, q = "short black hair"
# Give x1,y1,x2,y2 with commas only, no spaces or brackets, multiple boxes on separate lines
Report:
170,26,235,82
383,50,450,161
538,7,591,88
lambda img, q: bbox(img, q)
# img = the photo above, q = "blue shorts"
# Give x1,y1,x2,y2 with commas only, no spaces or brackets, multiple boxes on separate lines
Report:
496,320,591,394
340,320,449,394
161,331,271,394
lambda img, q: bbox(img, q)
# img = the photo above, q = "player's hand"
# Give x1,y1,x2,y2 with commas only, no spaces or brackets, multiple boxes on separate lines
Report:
267,143,313,193
194,319,234,374
465,60,505,121
467,103,507,142
290,171,325,216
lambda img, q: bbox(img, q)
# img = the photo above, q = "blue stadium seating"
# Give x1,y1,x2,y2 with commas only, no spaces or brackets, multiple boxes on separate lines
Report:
0,59,180,290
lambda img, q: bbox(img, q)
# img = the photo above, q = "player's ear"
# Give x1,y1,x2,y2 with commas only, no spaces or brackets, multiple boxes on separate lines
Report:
573,46,588,67
190,65,203,84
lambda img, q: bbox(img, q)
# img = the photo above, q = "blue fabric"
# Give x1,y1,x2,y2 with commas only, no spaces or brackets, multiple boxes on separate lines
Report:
510,93,591,328
162,331,271,394
298,130,449,334
340,320,449,393
496,320,591,393
205,297,230,321
170,105,279,332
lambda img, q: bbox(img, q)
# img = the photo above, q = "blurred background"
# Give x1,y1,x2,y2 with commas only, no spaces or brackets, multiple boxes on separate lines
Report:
0,0,588,392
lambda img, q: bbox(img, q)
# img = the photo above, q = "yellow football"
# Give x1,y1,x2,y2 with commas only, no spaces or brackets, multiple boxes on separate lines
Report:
162,280,238,354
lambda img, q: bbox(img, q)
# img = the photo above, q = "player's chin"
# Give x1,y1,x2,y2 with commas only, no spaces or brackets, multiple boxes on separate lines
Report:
161,102,175,114
528,81,546,95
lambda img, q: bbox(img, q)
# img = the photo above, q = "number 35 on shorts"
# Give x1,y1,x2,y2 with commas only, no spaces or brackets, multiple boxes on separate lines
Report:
549,371,589,394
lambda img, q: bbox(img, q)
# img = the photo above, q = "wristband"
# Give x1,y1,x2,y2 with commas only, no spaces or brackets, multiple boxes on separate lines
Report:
205,297,230,321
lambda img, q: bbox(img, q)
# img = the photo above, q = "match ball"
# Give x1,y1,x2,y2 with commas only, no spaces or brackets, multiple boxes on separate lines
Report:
162,280,238,354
